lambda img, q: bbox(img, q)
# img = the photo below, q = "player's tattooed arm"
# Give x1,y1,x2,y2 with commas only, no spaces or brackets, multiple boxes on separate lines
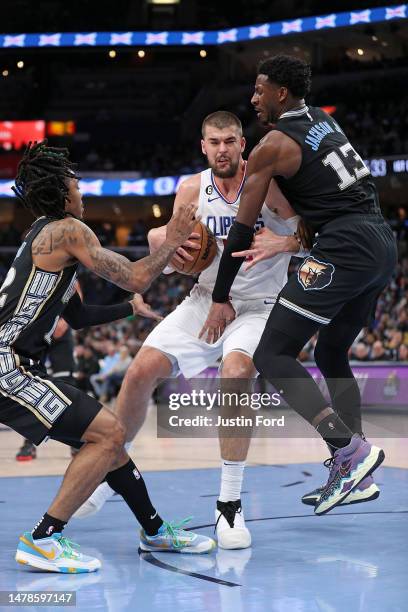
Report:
61,203,198,292
148,176,201,267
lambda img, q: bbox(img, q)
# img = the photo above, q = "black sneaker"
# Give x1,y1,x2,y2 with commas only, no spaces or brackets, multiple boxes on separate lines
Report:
16,439,37,462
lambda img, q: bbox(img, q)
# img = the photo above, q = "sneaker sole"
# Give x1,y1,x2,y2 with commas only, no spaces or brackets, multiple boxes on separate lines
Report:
15,550,99,573
314,447,385,516
218,532,252,550
139,540,216,554
302,484,380,507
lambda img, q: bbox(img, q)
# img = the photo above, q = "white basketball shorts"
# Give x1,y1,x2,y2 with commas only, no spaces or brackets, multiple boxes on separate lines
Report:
144,285,274,378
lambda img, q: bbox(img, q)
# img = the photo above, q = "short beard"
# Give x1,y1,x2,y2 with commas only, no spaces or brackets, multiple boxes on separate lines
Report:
212,159,239,178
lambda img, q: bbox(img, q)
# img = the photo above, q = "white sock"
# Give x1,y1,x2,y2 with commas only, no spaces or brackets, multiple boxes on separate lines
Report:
218,460,245,503
90,481,114,504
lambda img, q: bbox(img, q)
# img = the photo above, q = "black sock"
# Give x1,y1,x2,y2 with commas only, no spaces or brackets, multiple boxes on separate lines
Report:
32,513,66,540
316,413,353,450
106,459,163,536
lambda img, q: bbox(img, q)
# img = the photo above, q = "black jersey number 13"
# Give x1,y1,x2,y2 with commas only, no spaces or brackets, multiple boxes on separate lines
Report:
322,142,370,191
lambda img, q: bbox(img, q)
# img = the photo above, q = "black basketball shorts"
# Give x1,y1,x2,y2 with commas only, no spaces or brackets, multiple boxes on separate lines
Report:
0,354,103,447
276,215,397,329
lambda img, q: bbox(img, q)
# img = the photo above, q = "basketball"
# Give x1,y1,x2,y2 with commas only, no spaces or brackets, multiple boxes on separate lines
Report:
172,220,217,275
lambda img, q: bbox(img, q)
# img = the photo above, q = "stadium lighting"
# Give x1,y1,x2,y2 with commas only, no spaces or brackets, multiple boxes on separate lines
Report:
17,61,24,69
108,50,117,58
2,70,8,77
152,204,162,218
357,48,364,56
138,50,145,58
148,0,180,4
199,49,207,58
372,35,378,41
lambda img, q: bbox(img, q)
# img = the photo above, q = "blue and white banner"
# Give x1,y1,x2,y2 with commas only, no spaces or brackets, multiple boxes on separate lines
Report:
0,174,194,198
1,157,407,198
0,5,406,49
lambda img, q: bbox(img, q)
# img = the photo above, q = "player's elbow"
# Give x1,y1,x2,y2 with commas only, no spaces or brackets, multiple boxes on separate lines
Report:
147,227,165,252
130,271,152,294
63,316,82,330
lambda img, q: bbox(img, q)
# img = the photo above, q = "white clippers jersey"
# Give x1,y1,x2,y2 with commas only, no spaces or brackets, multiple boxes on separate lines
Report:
197,167,299,301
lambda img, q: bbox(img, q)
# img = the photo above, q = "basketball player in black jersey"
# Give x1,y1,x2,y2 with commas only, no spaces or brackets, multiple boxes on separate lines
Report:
1,141,214,573
201,55,397,515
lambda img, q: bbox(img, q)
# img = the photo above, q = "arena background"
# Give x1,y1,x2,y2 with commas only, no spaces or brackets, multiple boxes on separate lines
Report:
0,1,407,611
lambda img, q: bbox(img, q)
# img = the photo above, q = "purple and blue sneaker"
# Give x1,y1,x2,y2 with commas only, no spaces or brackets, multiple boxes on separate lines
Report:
314,434,384,516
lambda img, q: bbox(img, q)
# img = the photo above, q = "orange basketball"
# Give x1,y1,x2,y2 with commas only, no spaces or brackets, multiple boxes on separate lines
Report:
172,221,217,275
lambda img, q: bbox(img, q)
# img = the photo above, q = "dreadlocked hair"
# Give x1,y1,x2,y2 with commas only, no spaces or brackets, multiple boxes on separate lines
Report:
12,140,79,219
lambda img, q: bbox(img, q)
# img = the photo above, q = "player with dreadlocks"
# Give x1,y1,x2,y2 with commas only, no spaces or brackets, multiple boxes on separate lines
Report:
0,141,215,574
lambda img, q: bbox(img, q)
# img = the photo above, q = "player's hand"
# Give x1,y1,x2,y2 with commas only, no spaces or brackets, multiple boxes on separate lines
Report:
166,202,201,248
171,232,201,266
232,227,287,271
199,301,236,344
129,294,163,321
296,219,314,250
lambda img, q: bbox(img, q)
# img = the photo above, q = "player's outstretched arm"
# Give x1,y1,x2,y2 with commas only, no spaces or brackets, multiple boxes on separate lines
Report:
148,225,200,269
232,227,302,271
61,202,198,292
62,292,162,330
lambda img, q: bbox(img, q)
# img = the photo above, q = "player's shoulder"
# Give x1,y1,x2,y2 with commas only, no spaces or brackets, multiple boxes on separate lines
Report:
177,172,202,194
260,128,298,151
43,216,95,247
178,172,202,191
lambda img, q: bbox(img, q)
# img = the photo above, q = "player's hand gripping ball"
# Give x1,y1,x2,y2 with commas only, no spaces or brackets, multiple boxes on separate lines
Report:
171,221,217,275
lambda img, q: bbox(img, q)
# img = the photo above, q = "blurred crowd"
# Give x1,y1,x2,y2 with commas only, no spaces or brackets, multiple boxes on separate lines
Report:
0,213,407,404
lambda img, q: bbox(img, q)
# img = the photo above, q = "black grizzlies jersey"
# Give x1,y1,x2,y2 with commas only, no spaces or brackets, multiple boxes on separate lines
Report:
274,106,381,230
0,217,78,363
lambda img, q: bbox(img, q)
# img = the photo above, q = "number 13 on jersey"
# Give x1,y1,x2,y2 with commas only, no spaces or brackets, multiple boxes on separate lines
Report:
322,142,370,190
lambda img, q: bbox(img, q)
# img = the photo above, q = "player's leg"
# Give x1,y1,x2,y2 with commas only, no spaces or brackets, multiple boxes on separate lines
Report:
215,350,256,549
15,400,126,573
75,289,218,518
302,294,384,507
116,346,173,442
73,345,173,518
253,302,384,515
72,301,217,553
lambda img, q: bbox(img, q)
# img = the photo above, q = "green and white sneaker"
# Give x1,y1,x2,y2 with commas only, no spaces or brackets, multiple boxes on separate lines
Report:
140,518,216,554
16,532,101,573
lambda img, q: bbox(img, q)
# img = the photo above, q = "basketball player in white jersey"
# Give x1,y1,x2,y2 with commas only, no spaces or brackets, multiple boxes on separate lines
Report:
75,111,309,548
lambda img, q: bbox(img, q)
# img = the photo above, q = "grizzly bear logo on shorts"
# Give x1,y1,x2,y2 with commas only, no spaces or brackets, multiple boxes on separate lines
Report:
297,257,335,290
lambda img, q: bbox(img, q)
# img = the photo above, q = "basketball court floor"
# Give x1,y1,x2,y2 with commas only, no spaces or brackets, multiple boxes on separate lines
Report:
1,405,407,612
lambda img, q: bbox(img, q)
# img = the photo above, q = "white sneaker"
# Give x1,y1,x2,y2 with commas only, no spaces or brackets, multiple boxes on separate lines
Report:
215,500,251,550
72,482,115,519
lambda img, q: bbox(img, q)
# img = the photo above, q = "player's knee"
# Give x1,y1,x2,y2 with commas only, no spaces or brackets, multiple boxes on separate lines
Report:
221,354,255,379
314,339,342,374
123,360,148,390
107,417,126,451
314,340,328,371
125,351,165,387
253,346,269,378
94,410,126,451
